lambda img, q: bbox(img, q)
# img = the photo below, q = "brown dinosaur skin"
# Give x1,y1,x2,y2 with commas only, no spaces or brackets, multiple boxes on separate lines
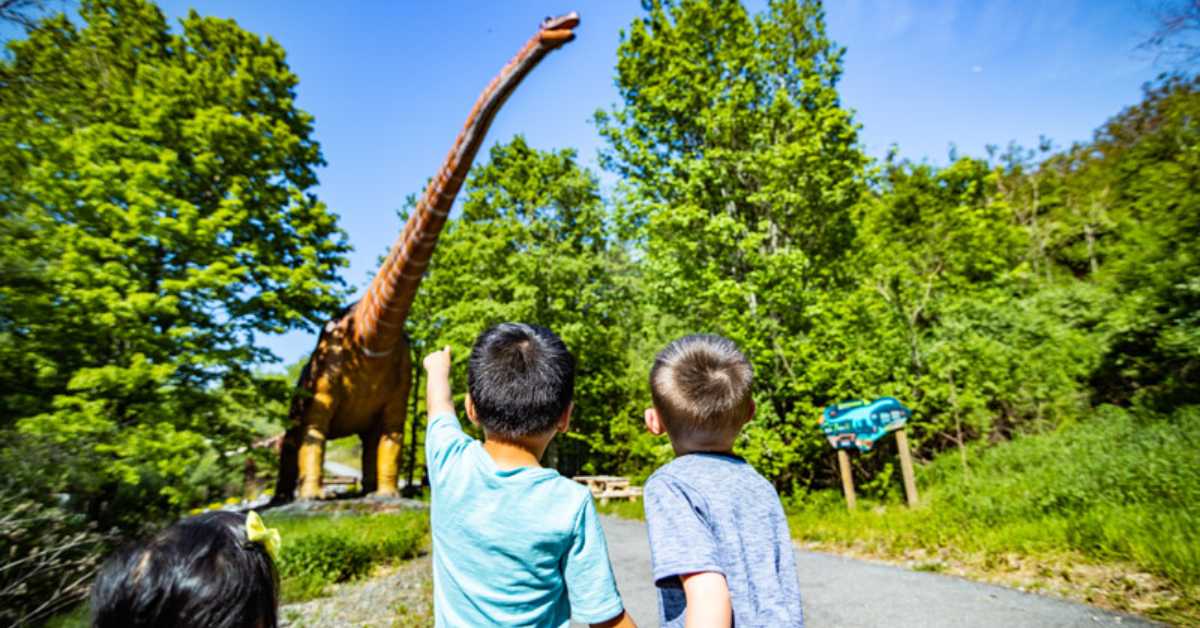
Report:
274,13,581,502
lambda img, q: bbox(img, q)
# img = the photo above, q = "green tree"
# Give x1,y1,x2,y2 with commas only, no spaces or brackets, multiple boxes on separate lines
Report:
1086,76,1200,406
0,0,349,531
597,0,868,487
407,136,643,476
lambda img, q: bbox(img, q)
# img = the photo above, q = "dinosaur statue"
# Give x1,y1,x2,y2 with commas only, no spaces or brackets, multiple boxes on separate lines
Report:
274,12,581,502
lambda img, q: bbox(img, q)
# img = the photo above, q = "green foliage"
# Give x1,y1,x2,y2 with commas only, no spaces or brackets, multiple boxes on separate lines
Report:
0,433,117,626
266,511,429,603
1086,77,1200,407
407,136,644,476
399,2,1200,507
0,0,348,532
43,605,89,628
597,0,870,487
0,3,346,617
0,496,110,627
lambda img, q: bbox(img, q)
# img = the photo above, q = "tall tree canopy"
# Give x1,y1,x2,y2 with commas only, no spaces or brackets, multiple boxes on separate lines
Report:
0,0,349,527
1084,77,1200,407
594,0,1198,492
407,136,642,476
597,0,869,486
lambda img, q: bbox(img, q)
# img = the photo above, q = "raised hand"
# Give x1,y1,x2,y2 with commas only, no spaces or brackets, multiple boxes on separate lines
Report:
424,346,455,417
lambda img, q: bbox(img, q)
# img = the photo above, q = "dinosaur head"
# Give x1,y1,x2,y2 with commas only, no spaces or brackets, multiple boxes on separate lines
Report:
538,11,580,48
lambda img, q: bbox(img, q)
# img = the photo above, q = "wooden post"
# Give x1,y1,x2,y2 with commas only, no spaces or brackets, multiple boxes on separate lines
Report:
895,427,919,507
242,456,259,501
837,449,856,511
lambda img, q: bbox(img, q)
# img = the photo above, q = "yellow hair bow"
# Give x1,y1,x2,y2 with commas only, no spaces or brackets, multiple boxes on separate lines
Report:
245,511,281,561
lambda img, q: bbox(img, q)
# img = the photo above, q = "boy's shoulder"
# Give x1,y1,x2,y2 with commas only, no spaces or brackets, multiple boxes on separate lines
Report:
544,470,595,504
646,453,783,516
648,453,774,490
505,467,596,520
510,472,600,540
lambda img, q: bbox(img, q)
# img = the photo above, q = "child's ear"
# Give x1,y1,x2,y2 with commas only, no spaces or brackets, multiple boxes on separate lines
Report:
645,407,667,436
556,403,573,434
465,394,480,427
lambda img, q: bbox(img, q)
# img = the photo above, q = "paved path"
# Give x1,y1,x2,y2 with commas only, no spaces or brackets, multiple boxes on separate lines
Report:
595,516,1155,628
323,460,362,479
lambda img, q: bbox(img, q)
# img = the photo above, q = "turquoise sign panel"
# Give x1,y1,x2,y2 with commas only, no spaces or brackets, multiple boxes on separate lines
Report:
819,397,910,452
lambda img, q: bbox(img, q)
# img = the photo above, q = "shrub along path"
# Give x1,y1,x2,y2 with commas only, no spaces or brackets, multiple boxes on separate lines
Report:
594,516,1155,628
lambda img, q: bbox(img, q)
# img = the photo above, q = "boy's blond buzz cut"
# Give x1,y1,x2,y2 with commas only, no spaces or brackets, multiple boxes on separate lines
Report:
649,334,754,438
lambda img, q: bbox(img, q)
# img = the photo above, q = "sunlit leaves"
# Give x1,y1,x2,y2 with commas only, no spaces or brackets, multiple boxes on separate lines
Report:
0,0,349,526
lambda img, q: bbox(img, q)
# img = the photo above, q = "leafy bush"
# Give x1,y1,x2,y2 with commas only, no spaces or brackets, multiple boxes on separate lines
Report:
42,605,89,628
266,511,429,602
0,435,120,627
0,495,113,627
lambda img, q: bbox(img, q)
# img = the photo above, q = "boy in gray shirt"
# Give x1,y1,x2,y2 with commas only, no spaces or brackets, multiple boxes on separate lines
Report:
643,334,804,627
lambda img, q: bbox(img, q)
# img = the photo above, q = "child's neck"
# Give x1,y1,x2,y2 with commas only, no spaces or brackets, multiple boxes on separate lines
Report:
483,434,551,470
670,435,738,458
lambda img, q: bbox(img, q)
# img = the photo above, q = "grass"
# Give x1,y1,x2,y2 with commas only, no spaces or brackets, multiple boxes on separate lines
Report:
787,404,1200,623
596,498,645,521
265,510,429,603
43,605,88,628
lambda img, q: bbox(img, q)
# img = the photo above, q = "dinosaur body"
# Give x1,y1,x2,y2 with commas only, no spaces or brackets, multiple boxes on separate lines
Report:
274,13,580,501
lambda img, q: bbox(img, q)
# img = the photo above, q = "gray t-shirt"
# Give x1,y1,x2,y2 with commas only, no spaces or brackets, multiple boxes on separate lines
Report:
644,453,804,627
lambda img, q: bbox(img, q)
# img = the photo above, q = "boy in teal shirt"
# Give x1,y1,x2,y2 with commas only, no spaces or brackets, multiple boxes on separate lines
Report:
422,322,636,628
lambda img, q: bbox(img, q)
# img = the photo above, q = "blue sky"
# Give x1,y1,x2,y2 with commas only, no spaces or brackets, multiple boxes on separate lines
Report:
146,1,1167,368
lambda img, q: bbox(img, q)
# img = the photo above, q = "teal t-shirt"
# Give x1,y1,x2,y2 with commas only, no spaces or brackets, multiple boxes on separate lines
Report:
425,411,624,627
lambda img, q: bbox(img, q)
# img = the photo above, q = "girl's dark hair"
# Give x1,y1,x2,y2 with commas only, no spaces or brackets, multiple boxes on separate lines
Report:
467,322,576,439
90,511,279,628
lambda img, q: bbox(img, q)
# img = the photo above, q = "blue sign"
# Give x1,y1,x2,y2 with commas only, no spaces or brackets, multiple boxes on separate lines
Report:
819,397,910,452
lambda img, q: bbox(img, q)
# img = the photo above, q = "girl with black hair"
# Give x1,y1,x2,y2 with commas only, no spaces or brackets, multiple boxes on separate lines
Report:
90,510,280,628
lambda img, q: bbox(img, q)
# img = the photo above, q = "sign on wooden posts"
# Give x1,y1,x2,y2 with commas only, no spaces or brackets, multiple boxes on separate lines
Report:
818,397,919,510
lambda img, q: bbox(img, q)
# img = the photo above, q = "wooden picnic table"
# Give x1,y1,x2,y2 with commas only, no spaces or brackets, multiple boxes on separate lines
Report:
573,475,643,504
574,475,628,490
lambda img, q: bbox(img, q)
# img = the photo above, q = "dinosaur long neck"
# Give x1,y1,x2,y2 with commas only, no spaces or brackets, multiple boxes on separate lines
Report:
352,27,570,355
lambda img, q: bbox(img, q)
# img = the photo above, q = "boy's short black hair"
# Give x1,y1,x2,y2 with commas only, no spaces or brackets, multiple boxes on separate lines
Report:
650,334,754,439
91,511,278,628
467,322,575,439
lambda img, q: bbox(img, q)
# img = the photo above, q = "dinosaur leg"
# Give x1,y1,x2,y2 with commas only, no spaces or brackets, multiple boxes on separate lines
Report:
374,401,408,499
273,426,303,503
298,427,332,500
370,346,411,497
360,428,381,495
297,379,338,501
